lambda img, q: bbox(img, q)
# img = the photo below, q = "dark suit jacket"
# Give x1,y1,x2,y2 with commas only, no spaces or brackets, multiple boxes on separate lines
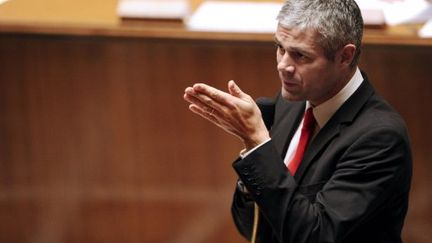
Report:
231,75,412,243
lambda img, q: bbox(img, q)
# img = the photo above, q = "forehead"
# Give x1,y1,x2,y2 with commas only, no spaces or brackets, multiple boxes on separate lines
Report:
275,24,322,52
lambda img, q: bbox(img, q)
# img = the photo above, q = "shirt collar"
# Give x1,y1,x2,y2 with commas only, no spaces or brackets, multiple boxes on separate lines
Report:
307,68,364,128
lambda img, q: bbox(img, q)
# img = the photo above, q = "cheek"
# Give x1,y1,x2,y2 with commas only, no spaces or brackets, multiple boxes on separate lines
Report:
297,66,325,89
276,52,281,64
301,61,329,80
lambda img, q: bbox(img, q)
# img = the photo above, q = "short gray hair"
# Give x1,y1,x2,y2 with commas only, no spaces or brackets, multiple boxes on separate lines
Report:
277,0,363,67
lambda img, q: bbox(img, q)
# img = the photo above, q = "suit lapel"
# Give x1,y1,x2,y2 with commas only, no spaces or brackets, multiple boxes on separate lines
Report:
294,78,375,181
271,96,305,158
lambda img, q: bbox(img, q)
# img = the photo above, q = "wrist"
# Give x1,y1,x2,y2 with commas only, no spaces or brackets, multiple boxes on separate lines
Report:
240,138,271,158
243,130,270,151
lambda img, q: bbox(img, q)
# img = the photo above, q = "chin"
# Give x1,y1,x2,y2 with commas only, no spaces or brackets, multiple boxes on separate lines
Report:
281,88,304,102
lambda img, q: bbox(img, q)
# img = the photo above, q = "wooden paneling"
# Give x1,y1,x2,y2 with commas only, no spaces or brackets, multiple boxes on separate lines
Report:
0,34,279,243
0,25,431,243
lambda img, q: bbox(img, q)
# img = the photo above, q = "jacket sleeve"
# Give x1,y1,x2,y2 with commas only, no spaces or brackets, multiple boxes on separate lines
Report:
231,185,255,240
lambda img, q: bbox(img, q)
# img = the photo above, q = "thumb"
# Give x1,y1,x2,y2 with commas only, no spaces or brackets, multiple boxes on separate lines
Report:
228,80,248,99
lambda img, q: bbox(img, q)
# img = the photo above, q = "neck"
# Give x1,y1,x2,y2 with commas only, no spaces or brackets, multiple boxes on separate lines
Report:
310,67,357,107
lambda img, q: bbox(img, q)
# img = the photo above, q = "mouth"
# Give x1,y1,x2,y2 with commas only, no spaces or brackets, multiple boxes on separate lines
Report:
280,77,302,94
282,78,300,87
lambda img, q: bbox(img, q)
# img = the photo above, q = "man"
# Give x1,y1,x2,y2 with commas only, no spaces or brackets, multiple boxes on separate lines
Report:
183,0,412,242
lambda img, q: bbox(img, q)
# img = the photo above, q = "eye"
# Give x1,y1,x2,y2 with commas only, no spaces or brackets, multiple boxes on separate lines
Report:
292,51,308,62
275,43,285,55
294,51,303,58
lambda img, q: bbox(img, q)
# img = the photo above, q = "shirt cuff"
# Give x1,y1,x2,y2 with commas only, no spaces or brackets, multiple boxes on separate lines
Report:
239,138,272,159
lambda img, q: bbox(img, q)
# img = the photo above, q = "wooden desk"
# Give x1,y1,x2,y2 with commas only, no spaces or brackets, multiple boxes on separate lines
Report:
0,1,431,243
0,0,432,45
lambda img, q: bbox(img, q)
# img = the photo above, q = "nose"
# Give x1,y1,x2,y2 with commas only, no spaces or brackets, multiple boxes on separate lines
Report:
277,53,295,74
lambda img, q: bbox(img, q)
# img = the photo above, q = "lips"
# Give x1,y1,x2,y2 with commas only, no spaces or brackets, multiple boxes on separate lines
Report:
282,78,299,86
281,77,302,94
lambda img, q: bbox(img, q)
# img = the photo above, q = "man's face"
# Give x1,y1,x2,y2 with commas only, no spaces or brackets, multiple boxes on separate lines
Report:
275,25,343,106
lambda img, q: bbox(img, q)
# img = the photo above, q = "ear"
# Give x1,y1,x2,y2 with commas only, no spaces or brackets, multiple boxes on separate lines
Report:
338,44,356,67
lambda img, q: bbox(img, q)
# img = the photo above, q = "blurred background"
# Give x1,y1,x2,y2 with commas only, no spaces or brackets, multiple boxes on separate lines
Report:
0,0,431,242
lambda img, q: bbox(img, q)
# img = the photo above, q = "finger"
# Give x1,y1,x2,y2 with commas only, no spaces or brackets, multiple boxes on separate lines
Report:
189,103,216,116
185,87,224,115
228,80,248,99
184,93,219,119
189,104,220,124
192,83,236,108
185,86,214,107
189,104,238,137
184,88,202,105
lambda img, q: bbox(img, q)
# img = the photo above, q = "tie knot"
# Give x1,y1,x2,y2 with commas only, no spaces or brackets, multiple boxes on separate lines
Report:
303,107,315,130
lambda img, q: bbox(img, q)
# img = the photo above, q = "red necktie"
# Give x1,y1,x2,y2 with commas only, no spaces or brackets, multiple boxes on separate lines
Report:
288,107,316,175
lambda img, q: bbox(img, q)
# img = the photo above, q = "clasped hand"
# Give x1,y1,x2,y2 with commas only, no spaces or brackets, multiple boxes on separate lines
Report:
183,80,270,151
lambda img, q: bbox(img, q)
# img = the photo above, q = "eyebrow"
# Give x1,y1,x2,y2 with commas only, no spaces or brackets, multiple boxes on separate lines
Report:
274,36,314,57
